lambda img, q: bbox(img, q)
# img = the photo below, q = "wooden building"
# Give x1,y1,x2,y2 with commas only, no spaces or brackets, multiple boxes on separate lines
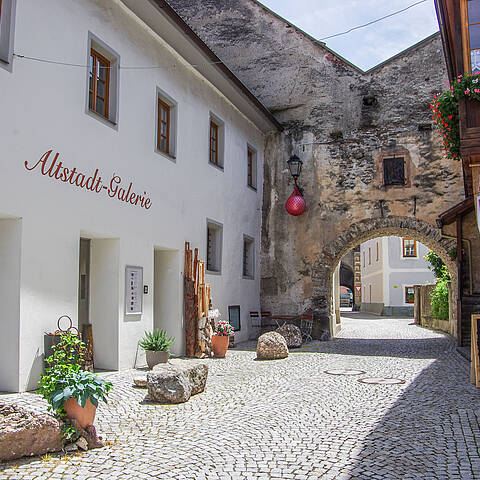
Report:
435,0,480,348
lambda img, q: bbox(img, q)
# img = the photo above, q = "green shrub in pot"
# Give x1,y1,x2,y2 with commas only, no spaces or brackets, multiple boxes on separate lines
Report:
139,328,175,369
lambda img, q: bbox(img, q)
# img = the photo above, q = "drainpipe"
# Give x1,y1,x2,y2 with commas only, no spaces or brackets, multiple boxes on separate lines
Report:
456,216,463,347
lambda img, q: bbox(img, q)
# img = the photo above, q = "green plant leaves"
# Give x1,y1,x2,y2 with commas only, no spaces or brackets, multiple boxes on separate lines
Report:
38,331,112,414
139,328,175,352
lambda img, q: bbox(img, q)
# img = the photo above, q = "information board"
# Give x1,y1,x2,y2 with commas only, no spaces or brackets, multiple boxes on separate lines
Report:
125,266,143,315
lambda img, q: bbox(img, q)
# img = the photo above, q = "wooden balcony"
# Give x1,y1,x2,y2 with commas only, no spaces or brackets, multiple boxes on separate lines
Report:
458,97,480,195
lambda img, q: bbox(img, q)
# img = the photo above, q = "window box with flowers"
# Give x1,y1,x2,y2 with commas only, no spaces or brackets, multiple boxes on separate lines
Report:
211,320,234,358
431,73,480,160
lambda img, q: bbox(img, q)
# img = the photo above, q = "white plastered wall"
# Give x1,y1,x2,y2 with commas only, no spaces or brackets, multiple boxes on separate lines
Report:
0,0,265,391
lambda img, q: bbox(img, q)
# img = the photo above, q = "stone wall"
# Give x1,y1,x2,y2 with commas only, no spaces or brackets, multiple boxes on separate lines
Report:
414,283,453,335
169,0,465,337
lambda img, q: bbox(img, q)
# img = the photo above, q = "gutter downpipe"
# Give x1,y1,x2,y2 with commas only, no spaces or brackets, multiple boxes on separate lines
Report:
457,216,463,346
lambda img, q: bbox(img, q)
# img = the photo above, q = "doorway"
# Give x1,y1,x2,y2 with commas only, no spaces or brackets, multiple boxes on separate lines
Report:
78,238,90,334
78,238,93,367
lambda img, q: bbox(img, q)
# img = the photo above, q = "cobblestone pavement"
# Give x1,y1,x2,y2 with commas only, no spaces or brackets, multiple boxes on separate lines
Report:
1,313,480,479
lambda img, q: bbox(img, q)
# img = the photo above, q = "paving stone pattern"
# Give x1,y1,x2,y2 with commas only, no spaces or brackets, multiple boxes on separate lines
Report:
1,313,480,479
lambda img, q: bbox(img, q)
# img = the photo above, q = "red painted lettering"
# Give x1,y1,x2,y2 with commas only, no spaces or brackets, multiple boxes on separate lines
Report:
25,151,151,210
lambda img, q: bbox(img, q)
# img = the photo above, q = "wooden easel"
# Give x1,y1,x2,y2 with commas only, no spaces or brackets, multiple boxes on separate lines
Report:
471,314,480,388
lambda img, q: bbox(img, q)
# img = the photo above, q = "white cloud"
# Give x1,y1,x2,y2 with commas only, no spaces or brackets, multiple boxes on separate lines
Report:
258,0,439,70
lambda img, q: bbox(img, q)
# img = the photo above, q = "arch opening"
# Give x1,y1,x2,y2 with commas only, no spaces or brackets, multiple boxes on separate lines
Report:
310,217,457,339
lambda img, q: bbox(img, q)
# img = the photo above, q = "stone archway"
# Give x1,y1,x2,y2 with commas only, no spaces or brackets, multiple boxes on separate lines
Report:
311,216,457,339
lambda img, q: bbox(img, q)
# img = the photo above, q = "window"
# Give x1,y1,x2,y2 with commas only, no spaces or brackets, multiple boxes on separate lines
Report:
405,286,415,304
228,305,241,331
89,49,110,118
383,157,405,186
368,247,371,265
376,242,379,262
0,0,15,66
402,238,417,258
86,34,119,125
208,113,224,169
462,0,480,73
156,89,177,158
206,220,223,274
209,121,219,166
363,251,365,267
247,146,257,190
369,284,372,302
243,235,254,279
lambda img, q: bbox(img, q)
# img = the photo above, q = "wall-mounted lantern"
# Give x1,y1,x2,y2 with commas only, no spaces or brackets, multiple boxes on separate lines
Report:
287,154,303,181
285,154,306,216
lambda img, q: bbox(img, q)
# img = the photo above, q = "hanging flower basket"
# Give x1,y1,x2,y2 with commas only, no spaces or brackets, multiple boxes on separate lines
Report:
431,73,480,160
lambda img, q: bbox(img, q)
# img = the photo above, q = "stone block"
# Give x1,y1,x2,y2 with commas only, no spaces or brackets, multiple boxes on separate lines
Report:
0,403,63,461
257,332,289,360
147,359,208,403
276,323,302,348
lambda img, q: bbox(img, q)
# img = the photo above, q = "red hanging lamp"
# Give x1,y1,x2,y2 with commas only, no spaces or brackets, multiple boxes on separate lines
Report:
285,155,306,216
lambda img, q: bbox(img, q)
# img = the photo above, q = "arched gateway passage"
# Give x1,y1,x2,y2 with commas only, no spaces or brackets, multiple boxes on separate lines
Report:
311,216,457,339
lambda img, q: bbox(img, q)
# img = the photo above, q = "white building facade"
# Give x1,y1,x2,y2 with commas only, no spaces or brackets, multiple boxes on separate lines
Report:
360,236,436,316
0,0,280,392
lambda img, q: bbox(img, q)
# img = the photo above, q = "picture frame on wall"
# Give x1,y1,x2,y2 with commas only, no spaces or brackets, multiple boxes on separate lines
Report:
125,265,143,315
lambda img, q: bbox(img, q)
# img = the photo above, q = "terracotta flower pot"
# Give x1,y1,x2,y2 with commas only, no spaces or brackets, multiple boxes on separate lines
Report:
146,350,169,369
211,335,229,358
64,397,96,429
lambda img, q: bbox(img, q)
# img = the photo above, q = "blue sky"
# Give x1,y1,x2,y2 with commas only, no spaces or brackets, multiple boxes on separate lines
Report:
258,0,439,71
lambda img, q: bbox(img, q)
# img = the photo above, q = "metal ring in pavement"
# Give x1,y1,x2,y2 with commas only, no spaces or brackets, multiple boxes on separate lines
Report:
358,377,406,385
324,369,366,376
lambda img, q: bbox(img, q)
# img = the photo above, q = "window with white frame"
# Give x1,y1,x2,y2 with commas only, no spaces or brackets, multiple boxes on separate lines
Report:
0,0,16,66
209,113,224,169
87,34,119,125
156,88,177,159
206,220,223,274
247,146,257,190
243,235,254,279
402,238,417,258
405,286,415,304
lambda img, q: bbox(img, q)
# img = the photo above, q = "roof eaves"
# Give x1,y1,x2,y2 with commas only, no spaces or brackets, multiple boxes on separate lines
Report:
436,196,474,227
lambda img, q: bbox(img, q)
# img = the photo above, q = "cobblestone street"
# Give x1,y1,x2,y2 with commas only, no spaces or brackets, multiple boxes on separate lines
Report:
1,313,480,479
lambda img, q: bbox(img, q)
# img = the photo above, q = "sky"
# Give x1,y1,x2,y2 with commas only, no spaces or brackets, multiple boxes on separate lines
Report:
258,0,439,71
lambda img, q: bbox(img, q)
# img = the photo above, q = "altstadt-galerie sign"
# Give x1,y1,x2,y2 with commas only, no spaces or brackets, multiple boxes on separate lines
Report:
25,150,152,210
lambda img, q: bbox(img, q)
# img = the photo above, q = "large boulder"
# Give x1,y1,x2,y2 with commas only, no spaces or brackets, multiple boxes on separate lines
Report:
147,359,208,403
0,403,63,461
276,323,302,348
257,332,289,360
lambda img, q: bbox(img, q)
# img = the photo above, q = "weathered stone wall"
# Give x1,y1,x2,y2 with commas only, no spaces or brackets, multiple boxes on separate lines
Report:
169,0,465,336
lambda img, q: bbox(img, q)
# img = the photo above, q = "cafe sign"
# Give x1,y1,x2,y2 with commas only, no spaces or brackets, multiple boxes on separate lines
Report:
25,150,152,210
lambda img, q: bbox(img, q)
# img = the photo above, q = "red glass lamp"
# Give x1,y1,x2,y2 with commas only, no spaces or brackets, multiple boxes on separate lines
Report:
285,155,306,216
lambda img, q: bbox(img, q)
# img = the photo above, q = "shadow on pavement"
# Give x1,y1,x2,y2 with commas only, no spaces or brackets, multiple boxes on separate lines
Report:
342,356,480,478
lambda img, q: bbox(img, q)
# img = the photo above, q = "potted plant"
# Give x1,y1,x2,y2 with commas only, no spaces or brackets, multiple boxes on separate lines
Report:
139,328,175,369
38,331,112,432
42,367,112,428
211,320,234,358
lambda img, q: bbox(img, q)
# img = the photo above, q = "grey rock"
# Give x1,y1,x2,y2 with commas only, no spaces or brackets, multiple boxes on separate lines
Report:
64,443,78,453
276,324,302,348
257,332,289,360
75,436,89,451
147,359,209,403
133,376,147,388
0,403,63,461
